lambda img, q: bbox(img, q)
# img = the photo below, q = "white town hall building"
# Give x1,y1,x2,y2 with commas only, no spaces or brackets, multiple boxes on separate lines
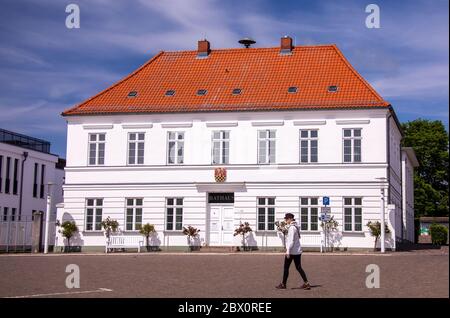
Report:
56,36,418,251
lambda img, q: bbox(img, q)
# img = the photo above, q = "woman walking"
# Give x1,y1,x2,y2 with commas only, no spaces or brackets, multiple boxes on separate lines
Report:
276,213,311,290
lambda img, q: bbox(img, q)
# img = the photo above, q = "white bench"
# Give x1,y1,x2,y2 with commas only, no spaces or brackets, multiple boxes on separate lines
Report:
106,235,144,253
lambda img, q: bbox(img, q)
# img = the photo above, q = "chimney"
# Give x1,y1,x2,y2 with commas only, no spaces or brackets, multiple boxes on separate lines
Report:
280,35,293,54
197,39,210,58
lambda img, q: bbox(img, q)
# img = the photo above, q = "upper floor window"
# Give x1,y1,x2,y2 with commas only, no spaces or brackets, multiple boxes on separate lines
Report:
343,197,362,232
85,198,103,231
300,197,319,231
5,157,10,194
258,130,276,164
33,163,38,197
39,164,45,199
212,131,230,164
126,198,143,231
13,158,19,195
300,130,318,163
166,198,183,231
88,133,105,165
128,132,145,165
257,197,275,231
0,155,3,193
343,129,361,163
167,132,184,165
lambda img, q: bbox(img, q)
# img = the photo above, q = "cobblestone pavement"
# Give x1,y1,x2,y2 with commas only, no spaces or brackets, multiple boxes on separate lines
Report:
0,248,448,298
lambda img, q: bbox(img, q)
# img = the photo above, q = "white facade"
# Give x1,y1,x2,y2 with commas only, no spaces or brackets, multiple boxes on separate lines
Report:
0,138,65,249
56,107,416,251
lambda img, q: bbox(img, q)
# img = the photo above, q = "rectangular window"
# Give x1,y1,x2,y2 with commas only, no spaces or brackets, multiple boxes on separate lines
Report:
300,130,318,163
11,208,16,221
5,157,11,194
212,131,230,164
13,158,19,195
88,133,106,165
343,129,362,163
258,130,276,164
40,164,45,198
257,197,275,231
300,197,319,231
167,132,184,164
3,207,8,221
125,198,143,231
343,197,363,232
33,163,38,197
0,155,3,193
85,198,103,231
128,133,145,165
166,198,183,231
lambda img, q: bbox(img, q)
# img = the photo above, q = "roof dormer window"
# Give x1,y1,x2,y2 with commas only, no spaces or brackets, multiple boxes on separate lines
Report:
288,86,298,93
127,91,138,98
165,90,175,96
197,89,207,96
232,88,242,95
328,85,338,93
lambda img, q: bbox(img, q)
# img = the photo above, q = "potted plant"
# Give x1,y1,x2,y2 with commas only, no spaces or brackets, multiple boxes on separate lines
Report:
139,223,157,252
234,222,252,251
57,220,78,253
101,217,119,252
367,221,390,251
320,216,339,252
101,217,119,239
182,226,201,251
275,220,289,248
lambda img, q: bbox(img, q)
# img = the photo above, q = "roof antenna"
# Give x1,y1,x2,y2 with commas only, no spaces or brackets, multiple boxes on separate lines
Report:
238,37,256,48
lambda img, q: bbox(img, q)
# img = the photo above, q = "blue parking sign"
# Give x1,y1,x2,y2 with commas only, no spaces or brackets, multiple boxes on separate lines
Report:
323,196,330,206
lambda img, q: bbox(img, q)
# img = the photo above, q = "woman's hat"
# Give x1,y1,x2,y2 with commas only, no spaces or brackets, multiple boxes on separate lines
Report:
284,213,295,220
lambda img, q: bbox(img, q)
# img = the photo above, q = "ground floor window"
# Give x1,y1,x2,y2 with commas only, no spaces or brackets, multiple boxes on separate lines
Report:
343,197,362,232
166,198,183,231
86,198,103,231
126,198,143,231
300,197,319,231
257,197,275,231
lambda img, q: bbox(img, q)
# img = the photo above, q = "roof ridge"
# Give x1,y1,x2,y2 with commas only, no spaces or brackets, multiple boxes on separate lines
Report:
331,45,390,107
162,44,336,54
62,51,165,116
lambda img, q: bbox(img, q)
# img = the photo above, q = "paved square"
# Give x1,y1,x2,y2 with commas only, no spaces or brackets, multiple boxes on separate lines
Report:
0,249,448,298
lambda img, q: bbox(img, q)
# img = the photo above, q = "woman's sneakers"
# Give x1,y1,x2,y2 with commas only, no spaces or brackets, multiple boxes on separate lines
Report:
301,282,311,290
275,283,286,289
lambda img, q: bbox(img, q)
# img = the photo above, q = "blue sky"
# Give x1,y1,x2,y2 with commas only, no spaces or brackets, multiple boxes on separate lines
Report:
0,0,448,158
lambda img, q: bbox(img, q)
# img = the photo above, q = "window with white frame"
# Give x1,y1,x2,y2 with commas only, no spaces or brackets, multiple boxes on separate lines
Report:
258,130,276,164
167,132,184,164
343,129,362,163
300,130,318,163
257,197,275,231
300,197,319,231
128,132,145,165
88,133,105,165
85,198,103,231
212,131,230,164
343,197,362,231
166,198,183,231
125,198,143,231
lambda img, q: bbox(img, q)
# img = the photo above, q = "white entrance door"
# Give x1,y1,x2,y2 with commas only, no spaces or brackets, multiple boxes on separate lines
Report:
209,205,234,246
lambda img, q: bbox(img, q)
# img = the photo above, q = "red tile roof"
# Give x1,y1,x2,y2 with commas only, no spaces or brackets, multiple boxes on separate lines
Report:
62,45,389,116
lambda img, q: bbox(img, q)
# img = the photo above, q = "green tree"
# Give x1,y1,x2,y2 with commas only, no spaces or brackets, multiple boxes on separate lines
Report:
401,119,449,217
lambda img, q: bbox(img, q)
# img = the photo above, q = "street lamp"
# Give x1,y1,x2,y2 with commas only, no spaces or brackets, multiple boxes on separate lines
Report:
376,177,387,253
44,182,54,254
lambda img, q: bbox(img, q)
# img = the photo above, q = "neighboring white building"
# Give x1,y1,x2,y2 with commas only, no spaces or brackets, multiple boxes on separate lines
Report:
0,128,65,250
57,37,418,251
